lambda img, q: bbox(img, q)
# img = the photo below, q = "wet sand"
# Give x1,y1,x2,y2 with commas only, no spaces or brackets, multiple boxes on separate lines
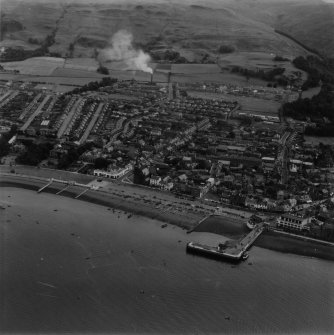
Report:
0,176,205,229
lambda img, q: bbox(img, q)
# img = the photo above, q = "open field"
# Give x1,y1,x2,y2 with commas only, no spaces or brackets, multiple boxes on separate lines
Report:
0,57,65,76
236,97,281,116
171,64,220,74
0,72,101,87
0,39,37,50
0,55,302,91
187,90,281,116
172,71,268,86
33,83,76,93
64,58,99,72
51,67,104,78
218,51,307,82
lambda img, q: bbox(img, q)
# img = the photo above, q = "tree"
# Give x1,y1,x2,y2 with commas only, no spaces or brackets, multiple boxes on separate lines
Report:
218,45,235,54
16,142,53,166
97,65,109,75
94,157,109,169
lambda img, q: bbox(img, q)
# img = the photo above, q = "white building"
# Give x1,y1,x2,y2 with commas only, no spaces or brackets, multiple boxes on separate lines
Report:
149,176,162,186
93,164,132,179
277,213,311,231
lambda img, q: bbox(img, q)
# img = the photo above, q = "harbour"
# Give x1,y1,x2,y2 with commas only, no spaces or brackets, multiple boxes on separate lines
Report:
187,224,264,262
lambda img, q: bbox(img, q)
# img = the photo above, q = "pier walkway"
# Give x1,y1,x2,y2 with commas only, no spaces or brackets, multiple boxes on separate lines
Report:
220,224,264,259
238,224,264,253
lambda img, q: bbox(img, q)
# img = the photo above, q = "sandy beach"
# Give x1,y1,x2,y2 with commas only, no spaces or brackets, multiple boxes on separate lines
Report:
2,173,334,262
0,174,210,229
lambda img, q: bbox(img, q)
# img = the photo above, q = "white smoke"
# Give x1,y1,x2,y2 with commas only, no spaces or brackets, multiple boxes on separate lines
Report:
99,30,153,74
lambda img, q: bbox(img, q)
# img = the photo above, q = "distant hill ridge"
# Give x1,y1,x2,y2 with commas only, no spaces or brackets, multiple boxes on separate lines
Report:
0,0,333,60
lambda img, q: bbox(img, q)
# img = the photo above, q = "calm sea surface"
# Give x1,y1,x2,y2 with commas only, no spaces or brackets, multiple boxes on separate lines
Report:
1,188,333,334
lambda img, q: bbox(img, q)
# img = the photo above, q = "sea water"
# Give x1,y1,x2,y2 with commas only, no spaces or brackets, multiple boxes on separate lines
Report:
0,188,333,334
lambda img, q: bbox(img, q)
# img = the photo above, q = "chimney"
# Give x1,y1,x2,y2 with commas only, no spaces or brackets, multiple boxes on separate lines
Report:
150,71,154,83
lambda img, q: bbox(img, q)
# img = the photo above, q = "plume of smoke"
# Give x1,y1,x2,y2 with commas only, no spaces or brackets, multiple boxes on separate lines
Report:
99,30,153,74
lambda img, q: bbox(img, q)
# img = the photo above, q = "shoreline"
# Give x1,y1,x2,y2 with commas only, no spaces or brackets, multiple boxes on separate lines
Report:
0,177,202,230
1,176,334,262
254,230,334,262
193,214,334,262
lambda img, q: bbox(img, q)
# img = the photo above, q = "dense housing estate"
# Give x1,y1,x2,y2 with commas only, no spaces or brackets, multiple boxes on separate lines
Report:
0,76,333,239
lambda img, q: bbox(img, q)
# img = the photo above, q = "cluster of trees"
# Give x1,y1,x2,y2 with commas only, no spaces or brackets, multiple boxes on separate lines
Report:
57,142,94,169
151,49,188,63
231,66,287,84
16,142,53,166
314,144,334,168
273,55,290,62
305,124,334,137
69,77,117,95
0,126,17,159
94,157,110,170
0,31,59,62
283,83,334,136
28,37,40,45
283,54,334,136
293,55,334,90
217,45,235,54
97,65,109,75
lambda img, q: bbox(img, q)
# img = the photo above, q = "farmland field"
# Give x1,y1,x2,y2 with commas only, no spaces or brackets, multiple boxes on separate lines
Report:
0,57,65,76
0,55,304,92
34,83,76,93
0,72,99,87
51,67,104,78
64,58,99,72
187,90,280,116
171,64,220,74
218,51,307,82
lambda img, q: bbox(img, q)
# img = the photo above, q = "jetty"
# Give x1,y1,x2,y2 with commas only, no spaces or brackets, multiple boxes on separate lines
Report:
187,224,264,262
75,188,90,199
187,214,212,234
37,179,53,193
56,185,70,195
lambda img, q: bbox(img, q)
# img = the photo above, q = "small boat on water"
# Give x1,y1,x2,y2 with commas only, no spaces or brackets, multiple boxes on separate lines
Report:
161,224,167,228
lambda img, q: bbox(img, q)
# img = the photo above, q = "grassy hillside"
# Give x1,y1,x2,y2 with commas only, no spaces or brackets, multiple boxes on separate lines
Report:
0,0,333,60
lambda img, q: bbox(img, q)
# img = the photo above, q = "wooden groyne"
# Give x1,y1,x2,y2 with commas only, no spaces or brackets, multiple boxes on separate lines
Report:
187,214,212,234
37,179,53,193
